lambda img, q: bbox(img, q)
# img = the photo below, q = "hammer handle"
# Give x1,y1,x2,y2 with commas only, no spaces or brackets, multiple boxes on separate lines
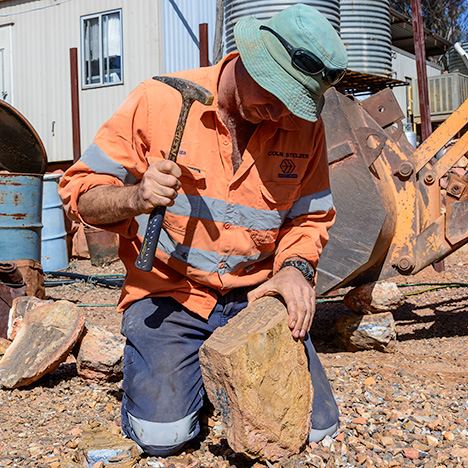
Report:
135,100,192,271
135,205,167,271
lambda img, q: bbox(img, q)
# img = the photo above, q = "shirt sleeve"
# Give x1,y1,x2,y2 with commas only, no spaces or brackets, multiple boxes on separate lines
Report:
59,81,154,238
273,118,336,274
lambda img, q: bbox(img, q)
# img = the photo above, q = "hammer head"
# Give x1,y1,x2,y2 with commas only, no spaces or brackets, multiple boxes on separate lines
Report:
153,75,214,106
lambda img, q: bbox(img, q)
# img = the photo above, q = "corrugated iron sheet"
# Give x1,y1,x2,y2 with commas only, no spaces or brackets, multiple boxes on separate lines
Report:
162,0,217,73
340,0,392,77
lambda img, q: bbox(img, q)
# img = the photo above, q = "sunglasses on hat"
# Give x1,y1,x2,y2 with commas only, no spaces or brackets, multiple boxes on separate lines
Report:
260,25,346,85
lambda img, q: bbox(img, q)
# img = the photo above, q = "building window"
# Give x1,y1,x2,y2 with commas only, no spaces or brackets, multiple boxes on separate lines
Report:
81,10,123,88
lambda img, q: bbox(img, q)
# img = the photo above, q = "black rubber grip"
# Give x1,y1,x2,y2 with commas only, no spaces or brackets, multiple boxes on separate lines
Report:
135,205,167,271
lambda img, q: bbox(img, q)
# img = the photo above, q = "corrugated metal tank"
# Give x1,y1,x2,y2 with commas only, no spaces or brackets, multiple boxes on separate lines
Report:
448,42,468,76
340,0,392,77
224,0,340,54
163,0,217,73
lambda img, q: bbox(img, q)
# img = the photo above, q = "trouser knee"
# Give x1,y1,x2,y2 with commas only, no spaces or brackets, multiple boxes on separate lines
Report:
121,408,200,457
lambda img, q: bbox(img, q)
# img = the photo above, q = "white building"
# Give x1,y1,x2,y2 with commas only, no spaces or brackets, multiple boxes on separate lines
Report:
0,0,216,166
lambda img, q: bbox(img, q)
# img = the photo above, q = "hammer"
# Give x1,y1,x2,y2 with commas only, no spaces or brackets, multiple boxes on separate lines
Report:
135,76,214,271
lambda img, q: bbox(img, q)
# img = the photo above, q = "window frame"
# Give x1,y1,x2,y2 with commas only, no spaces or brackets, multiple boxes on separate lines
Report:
80,9,124,89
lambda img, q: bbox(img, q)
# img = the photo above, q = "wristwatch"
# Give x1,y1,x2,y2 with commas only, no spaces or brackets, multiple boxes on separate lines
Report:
280,259,316,283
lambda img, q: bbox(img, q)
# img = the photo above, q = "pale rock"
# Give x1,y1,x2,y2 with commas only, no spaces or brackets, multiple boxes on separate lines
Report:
75,324,125,381
343,282,404,315
8,296,52,340
336,312,396,352
199,296,312,461
0,300,85,389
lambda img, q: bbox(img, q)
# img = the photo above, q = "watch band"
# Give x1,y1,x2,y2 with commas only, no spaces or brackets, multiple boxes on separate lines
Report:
280,259,316,283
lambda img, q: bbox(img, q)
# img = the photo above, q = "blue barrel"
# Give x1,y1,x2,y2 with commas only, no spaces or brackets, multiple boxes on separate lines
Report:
0,173,43,262
41,173,69,271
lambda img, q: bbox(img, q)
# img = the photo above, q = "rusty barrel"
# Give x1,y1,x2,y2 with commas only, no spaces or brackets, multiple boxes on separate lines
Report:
0,173,43,262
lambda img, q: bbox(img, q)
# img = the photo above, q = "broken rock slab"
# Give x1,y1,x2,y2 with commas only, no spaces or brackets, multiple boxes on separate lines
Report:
0,300,85,389
199,296,312,461
75,324,125,381
336,311,397,352
343,282,404,315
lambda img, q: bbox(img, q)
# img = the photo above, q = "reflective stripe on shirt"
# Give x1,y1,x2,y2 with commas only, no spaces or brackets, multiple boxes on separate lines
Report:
81,142,138,185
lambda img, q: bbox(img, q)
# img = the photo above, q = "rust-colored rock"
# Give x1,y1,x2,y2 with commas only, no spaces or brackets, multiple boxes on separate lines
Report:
75,324,125,381
336,312,396,352
0,300,85,389
199,296,312,461
343,282,404,315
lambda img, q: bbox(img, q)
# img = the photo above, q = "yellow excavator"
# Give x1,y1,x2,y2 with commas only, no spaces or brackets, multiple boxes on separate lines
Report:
317,87,468,295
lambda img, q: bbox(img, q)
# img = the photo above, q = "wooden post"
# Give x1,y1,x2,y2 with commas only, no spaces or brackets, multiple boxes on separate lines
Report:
411,0,432,142
213,0,225,64
199,23,209,67
69,48,81,163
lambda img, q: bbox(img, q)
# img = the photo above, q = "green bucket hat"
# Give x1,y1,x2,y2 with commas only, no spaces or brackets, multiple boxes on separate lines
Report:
234,3,348,122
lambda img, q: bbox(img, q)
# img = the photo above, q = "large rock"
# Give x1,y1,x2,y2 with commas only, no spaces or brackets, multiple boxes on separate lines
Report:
75,324,125,381
343,282,404,315
0,300,85,389
199,296,312,461
336,312,396,352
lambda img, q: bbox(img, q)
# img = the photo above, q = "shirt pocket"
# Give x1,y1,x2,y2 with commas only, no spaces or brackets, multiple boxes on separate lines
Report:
163,165,206,237
250,182,301,250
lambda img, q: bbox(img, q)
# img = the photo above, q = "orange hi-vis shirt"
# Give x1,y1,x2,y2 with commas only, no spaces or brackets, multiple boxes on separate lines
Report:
59,53,336,318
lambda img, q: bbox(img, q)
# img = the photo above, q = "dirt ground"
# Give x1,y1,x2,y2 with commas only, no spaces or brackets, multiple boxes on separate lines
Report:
0,248,467,468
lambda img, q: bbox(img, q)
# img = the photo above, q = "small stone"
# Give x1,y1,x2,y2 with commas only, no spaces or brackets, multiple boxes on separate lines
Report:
403,447,419,459
444,431,454,441
351,417,367,425
426,434,439,447
343,281,404,314
364,377,376,386
336,312,397,352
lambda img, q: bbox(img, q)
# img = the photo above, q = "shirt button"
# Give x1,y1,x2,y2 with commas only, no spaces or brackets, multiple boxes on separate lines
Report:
223,140,229,146
224,222,231,229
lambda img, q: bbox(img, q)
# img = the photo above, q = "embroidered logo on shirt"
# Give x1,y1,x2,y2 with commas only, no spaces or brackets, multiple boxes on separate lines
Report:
279,159,297,178
268,151,309,159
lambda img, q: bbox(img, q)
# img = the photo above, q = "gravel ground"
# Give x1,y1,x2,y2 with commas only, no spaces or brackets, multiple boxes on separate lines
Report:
0,250,467,468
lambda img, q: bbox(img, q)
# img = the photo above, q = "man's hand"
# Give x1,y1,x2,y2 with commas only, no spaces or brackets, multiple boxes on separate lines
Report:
247,266,316,340
78,160,182,225
134,160,182,214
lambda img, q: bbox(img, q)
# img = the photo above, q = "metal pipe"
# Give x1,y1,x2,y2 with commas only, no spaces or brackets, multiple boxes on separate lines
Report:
199,23,209,67
411,0,432,142
69,48,81,163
